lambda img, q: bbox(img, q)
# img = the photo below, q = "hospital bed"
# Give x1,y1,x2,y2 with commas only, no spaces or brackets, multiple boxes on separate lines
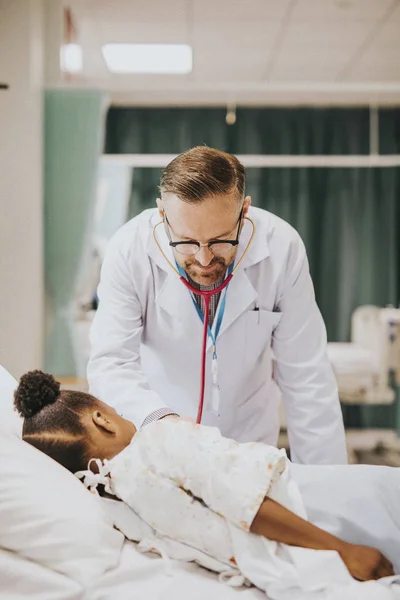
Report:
327,305,400,405
1,364,400,600
278,305,400,437
3,461,400,600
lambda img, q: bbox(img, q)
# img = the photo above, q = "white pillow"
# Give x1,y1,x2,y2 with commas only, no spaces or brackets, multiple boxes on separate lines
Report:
0,546,84,600
0,432,124,587
0,365,22,437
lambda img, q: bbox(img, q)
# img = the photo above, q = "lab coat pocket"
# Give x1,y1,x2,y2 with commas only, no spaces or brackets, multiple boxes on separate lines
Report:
245,310,282,366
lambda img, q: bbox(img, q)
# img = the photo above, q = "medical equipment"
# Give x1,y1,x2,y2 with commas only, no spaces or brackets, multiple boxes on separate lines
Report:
152,216,256,423
327,305,400,404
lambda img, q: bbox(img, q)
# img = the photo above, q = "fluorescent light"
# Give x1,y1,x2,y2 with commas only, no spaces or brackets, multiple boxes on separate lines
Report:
60,43,83,73
102,43,192,74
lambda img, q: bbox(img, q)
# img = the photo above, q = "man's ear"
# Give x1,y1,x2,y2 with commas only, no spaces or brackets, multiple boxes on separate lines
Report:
156,197,164,219
92,411,117,434
243,196,252,218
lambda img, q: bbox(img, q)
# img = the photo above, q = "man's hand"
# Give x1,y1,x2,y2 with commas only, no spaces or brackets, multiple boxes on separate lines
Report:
339,543,394,581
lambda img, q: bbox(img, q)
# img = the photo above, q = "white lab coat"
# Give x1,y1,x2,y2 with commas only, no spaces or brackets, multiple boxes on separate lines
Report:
87,206,347,464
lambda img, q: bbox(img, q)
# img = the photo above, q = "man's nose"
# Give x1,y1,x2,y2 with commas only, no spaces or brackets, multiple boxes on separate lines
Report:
196,245,214,266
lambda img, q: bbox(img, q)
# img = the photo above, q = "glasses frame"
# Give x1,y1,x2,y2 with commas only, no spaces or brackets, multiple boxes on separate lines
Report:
164,209,243,256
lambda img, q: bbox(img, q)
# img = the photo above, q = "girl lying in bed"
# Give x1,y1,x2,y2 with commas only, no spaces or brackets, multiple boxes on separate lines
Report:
14,370,398,599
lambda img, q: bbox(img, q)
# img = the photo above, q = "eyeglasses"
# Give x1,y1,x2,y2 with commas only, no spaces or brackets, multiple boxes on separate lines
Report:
164,210,243,256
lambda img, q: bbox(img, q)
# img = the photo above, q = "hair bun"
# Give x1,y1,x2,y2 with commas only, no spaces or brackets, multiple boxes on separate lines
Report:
14,370,61,418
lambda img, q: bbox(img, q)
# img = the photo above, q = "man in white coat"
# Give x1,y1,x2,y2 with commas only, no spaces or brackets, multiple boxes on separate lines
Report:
88,146,347,464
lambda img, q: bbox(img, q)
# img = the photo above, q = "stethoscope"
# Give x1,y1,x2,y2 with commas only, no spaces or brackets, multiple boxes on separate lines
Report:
152,212,256,424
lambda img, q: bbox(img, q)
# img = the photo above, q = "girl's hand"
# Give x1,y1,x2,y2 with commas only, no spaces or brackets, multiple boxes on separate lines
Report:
339,543,394,581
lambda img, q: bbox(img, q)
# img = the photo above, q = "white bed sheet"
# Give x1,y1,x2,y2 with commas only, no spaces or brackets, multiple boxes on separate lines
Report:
0,541,264,600
0,547,83,600
89,540,265,600
291,463,400,574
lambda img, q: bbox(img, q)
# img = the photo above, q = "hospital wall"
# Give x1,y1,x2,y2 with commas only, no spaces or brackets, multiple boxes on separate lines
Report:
0,0,44,378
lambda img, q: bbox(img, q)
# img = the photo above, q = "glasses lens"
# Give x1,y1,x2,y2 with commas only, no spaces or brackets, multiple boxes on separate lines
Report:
209,242,234,255
174,243,199,255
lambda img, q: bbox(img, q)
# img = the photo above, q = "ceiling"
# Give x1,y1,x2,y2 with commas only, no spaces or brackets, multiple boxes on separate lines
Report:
64,0,400,106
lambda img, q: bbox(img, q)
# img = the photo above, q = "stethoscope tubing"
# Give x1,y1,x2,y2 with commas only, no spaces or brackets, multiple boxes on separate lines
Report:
152,215,256,423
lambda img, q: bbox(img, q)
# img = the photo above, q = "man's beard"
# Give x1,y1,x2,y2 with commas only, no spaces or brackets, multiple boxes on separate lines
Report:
184,256,228,285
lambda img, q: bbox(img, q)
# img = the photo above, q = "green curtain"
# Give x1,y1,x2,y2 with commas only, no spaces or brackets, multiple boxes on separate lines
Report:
104,107,400,428
379,108,400,154
104,109,399,343
105,107,372,217
44,89,108,376
105,107,371,155
258,167,400,341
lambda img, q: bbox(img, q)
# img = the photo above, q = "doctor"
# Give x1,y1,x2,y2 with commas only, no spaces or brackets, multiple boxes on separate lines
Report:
88,146,347,465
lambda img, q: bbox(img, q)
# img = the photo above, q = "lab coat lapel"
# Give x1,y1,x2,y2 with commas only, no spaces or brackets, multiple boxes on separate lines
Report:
207,213,271,348
155,270,200,325
210,269,258,348
157,269,259,346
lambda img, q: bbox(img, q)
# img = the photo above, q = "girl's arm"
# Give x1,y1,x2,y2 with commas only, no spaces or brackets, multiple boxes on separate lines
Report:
251,497,394,581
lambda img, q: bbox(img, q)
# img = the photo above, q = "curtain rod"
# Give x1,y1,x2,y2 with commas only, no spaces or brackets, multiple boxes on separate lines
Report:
102,154,400,168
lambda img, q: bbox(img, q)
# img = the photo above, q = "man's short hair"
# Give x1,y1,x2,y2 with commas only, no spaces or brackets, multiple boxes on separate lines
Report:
159,146,245,203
